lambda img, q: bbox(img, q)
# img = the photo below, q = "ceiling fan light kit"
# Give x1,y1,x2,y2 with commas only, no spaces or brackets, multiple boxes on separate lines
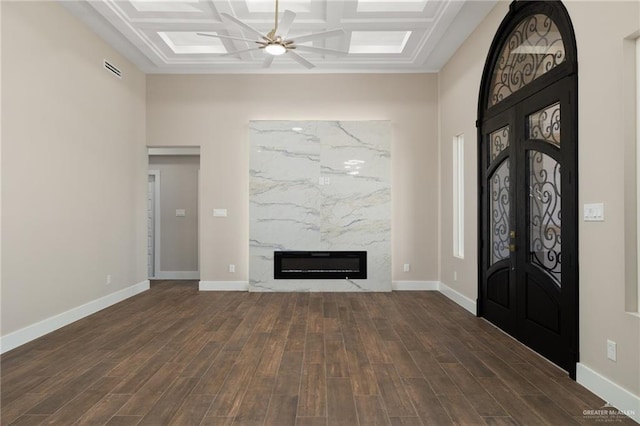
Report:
265,43,287,56
198,0,347,68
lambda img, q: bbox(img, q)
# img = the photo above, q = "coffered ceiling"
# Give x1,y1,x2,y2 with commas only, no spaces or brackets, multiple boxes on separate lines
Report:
61,0,498,74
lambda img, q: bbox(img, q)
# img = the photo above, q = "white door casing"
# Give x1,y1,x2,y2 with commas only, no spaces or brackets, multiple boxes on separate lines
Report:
148,170,160,279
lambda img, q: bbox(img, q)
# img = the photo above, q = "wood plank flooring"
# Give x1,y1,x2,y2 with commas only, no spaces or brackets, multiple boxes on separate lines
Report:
1,281,635,425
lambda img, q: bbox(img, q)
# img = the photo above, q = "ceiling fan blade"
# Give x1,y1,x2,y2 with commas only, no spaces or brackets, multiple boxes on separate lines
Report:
220,12,267,39
291,29,346,44
262,55,274,68
287,51,315,69
221,47,263,57
277,10,296,38
294,45,348,57
197,32,258,44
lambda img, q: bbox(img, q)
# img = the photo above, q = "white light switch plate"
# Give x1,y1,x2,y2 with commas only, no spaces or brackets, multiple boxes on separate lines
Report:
213,208,228,217
607,340,617,361
584,203,604,221
176,209,186,217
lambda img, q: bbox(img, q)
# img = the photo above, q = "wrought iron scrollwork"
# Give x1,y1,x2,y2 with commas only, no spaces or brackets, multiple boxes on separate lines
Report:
529,151,561,286
491,160,510,265
490,126,510,161
489,14,565,107
529,102,561,146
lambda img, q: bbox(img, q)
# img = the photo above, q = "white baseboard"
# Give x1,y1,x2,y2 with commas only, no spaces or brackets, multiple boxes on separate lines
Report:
156,271,199,280
199,281,249,291
392,281,440,291
392,280,477,315
0,280,150,354
576,363,640,423
437,282,477,315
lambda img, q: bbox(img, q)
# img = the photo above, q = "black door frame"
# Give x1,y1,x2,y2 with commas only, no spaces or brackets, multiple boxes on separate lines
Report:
477,0,579,378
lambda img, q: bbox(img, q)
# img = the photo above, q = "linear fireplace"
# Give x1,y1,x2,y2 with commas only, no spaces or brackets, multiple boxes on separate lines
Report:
274,251,367,280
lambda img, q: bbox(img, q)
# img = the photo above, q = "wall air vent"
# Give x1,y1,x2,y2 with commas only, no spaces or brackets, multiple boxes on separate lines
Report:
103,60,122,79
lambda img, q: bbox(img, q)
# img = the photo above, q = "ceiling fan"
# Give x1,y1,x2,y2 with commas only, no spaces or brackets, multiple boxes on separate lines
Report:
197,0,347,69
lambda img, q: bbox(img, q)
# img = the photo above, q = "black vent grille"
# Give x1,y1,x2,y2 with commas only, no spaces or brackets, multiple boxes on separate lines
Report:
104,60,122,78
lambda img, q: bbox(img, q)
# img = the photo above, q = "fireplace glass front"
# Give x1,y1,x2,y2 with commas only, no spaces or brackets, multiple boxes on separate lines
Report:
274,251,367,279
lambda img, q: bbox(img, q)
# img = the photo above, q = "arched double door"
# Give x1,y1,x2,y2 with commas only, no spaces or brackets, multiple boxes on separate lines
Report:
478,1,578,378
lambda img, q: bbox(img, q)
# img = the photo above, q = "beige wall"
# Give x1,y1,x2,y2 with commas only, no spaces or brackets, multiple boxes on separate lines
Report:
1,2,147,335
439,1,640,395
148,155,199,273
0,0,3,336
569,0,640,396
147,74,439,284
438,2,509,298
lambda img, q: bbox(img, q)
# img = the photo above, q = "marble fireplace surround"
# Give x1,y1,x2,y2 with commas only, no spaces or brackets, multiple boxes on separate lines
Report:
249,120,391,292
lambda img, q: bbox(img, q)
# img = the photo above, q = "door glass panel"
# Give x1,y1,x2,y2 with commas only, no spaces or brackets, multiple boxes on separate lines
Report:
529,102,561,146
529,151,561,286
490,159,510,265
490,125,510,161
489,14,566,107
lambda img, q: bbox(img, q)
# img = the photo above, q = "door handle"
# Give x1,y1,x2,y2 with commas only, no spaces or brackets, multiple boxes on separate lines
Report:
509,244,517,252
510,231,516,239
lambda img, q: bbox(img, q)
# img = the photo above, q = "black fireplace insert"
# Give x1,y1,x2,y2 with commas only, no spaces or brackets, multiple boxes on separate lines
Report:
274,251,367,279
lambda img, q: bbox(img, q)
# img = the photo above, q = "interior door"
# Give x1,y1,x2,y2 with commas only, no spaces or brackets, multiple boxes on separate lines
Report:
480,77,577,375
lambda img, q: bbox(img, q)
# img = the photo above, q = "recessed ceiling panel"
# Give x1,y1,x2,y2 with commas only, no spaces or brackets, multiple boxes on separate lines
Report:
356,0,428,13
349,31,411,54
130,0,203,13
245,0,312,13
159,31,227,54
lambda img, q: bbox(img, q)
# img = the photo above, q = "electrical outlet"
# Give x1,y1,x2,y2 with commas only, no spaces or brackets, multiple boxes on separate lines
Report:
229,264,236,273
403,263,410,272
106,274,112,285
607,340,617,361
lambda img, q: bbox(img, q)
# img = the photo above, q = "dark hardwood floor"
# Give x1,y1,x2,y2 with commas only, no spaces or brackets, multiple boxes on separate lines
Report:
1,281,634,425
